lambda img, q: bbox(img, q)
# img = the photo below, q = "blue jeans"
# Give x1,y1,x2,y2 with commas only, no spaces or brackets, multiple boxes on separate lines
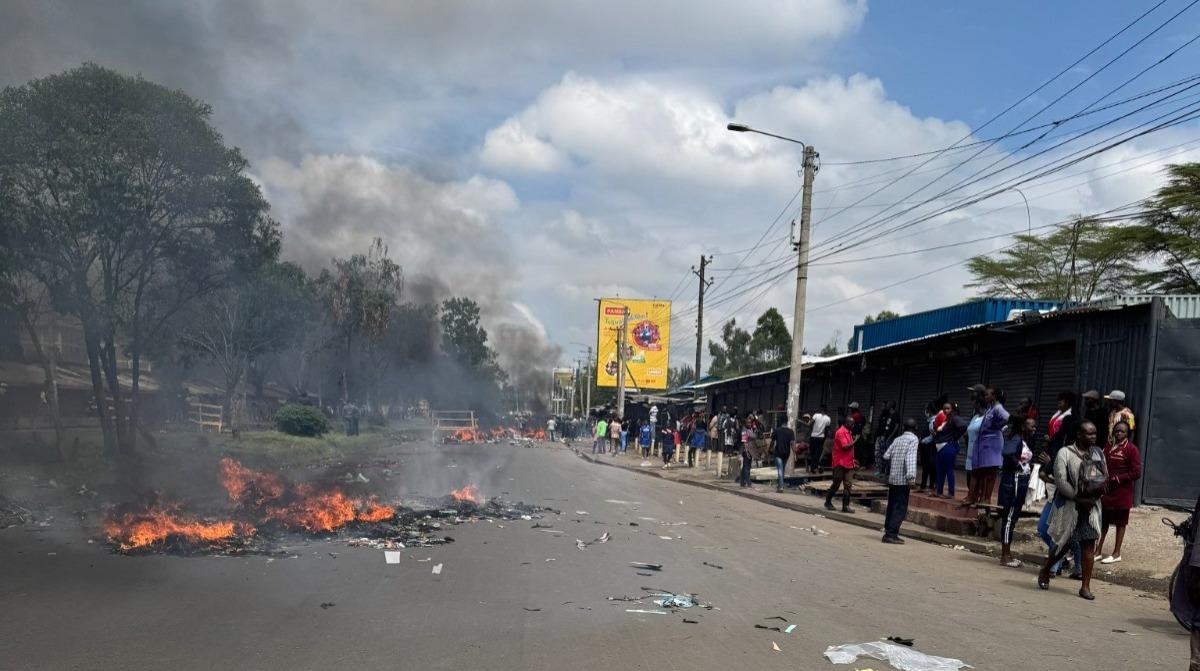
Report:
775,457,787,489
593,436,605,454
934,443,958,496
1038,499,1082,574
619,431,628,452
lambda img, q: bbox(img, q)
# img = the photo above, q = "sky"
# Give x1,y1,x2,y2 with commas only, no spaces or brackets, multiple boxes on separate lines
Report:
3,0,1199,377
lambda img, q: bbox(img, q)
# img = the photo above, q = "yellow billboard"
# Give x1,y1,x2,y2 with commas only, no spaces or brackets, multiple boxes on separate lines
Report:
596,298,671,390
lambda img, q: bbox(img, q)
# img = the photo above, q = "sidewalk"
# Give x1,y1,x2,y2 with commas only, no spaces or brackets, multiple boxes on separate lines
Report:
573,444,1182,595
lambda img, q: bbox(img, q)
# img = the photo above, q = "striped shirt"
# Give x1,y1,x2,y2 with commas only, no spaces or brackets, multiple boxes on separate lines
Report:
884,432,920,486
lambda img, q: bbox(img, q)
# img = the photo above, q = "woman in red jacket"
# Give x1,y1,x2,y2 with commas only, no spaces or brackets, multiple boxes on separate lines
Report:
1097,420,1142,564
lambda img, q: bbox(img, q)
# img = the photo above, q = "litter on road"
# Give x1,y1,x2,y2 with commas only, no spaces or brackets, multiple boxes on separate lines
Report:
785,624,797,634
629,562,662,571
625,609,669,615
772,642,781,652
823,641,971,671
384,551,401,564
431,563,443,575
702,561,724,569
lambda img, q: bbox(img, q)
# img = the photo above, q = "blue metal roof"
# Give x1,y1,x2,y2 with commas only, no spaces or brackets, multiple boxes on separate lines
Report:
849,298,1063,352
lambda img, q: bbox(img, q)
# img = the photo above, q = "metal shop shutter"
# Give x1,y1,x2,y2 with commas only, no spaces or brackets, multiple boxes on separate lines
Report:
847,370,873,410
987,349,1039,411
939,356,985,409
873,369,904,415
901,364,939,420
1036,346,1076,434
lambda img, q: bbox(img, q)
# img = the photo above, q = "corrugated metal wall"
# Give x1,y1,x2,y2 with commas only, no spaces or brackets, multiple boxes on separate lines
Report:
854,298,1062,351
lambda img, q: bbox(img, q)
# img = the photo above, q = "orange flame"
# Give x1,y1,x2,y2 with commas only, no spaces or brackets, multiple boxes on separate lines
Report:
450,428,478,442
451,483,483,504
220,457,284,507
356,499,396,523
104,504,251,551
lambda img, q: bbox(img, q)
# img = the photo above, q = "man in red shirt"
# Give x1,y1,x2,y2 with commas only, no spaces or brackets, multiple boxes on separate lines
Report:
824,416,857,513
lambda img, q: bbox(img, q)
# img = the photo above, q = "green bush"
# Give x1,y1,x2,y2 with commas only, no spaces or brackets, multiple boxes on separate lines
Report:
273,404,329,437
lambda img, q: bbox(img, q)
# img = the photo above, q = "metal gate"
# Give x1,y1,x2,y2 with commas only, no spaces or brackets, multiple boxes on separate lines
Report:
1142,320,1200,507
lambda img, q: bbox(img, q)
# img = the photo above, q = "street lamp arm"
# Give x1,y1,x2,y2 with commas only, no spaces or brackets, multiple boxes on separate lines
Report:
726,122,806,148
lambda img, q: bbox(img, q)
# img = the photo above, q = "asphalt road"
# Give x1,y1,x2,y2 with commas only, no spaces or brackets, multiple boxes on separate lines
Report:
1,440,1191,670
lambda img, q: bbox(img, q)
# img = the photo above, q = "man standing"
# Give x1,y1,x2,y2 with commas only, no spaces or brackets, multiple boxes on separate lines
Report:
809,405,831,474
874,401,898,477
648,404,659,454
882,419,919,543
547,416,557,442
825,416,857,513
770,420,796,493
593,416,608,455
608,417,622,455
1104,389,1136,438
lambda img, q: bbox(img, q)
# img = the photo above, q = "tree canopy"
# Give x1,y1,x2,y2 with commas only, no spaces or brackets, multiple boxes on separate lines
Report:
1117,163,1200,293
707,308,794,378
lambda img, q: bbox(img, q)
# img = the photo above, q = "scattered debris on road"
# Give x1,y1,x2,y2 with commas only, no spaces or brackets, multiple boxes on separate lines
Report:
431,563,443,575
630,561,662,571
319,602,335,609
702,561,724,569
823,641,971,671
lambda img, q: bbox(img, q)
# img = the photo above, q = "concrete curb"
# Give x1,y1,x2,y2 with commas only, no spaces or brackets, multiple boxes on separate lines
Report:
573,449,1168,595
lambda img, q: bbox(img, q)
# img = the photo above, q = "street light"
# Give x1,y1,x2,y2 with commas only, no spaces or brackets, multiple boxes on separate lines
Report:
726,121,818,428
726,122,807,147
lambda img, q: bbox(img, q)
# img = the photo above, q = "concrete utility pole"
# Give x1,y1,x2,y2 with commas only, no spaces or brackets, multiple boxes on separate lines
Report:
584,346,593,418
786,144,818,428
692,255,713,385
615,307,630,419
727,123,817,427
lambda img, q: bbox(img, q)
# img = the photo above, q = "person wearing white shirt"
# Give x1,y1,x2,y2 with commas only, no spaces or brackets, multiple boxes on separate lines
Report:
808,406,831,473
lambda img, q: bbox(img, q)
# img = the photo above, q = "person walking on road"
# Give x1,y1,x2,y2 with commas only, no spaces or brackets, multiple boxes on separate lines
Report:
659,422,676,468
882,418,919,544
1038,420,1107,600
825,416,857,513
770,420,796,492
592,416,608,455
808,406,831,473
1167,493,1200,670
1097,420,1141,565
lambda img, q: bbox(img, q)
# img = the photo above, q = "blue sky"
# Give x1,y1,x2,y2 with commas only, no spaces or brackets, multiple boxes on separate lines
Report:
4,0,1199,381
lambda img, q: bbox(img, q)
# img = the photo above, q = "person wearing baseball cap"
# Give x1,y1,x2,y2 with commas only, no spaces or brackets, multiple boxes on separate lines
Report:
1104,390,1135,439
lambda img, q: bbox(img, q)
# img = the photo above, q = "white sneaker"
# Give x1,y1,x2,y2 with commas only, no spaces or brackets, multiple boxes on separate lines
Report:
1100,555,1122,564
1094,553,1103,560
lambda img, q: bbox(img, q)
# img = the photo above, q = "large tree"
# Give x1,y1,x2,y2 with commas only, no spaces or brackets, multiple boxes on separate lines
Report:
178,262,312,429
749,307,792,370
0,64,278,455
707,318,753,378
667,364,697,389
440,296,502,384
319,238,403,405
1117,163,1200,293
965,217,1136,303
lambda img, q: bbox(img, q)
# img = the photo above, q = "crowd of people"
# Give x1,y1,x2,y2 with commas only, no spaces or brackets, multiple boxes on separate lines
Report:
573,385,1147,603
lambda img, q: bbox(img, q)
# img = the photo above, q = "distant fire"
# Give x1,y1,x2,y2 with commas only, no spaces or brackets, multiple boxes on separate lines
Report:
103,504,251,551
451,484,483,505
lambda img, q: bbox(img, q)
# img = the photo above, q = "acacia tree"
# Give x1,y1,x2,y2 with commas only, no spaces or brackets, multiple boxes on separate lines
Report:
965,217,1136,303
707,319,753,378
0,64,278,455
1118,163,1200,292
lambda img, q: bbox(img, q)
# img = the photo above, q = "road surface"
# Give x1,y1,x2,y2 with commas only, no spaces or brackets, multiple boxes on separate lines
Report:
1,440,1190,670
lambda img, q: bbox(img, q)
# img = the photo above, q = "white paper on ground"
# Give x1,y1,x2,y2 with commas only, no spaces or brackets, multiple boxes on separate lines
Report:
823,641,971,671
431,563,443,575
384,551,401,564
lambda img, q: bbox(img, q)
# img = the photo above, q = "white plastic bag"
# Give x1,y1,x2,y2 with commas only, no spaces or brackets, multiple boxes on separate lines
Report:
823,641,971,671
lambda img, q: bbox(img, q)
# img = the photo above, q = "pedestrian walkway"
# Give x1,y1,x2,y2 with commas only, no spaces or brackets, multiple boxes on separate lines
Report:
577,445,1182,594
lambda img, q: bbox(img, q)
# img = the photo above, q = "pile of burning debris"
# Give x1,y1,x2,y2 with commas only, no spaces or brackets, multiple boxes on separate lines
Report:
103,458,553,556
442,427,548,444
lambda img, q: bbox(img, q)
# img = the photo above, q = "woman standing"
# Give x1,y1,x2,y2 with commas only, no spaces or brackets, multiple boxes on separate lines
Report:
965,400,985,491
918,403,938,492
999,415,1036,567
964,387,1009,507
1038,420,1108,600
1097,420,1142,564
932,401,967,498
